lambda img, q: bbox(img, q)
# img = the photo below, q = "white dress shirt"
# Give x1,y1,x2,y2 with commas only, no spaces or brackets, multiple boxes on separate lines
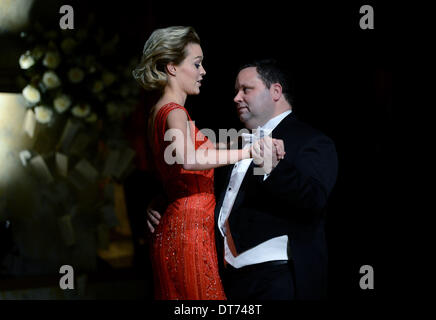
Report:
218,110,292,268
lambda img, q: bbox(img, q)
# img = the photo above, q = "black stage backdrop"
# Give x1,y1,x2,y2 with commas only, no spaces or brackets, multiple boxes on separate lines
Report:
8,0,403,305
90,0,398,300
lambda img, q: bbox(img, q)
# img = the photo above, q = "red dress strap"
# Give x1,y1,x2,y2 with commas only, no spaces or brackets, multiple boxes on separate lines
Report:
154,102,191,146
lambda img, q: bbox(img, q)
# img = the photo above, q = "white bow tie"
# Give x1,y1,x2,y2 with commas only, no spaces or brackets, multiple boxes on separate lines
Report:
240,127,271,145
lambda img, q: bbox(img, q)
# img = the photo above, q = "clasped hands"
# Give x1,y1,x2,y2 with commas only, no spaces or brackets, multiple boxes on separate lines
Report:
248,136,286,174
146,136,286,234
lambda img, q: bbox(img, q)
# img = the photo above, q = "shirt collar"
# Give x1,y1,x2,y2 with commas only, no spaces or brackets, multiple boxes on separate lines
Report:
259,110,292,131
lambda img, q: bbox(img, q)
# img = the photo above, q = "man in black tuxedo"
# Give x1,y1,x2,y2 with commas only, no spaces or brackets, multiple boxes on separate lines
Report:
147,59,338,300
213,59,338,300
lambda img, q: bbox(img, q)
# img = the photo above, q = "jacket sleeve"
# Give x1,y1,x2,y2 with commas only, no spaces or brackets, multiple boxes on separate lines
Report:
260,135,338,211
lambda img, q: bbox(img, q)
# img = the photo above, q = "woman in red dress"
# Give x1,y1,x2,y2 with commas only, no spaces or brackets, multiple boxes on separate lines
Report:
132,26,282,300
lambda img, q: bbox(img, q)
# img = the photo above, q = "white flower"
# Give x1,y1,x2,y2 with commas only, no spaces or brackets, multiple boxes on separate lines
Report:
92,80,104,93
22,85,41,104
42,71,61,89
72,104,91,118
61,37,77,54
85,112,98,123
54,94,72,113
34,106,53,124
42,51,60,69
102,72,116,86
19,51,35,69
68,68,85,83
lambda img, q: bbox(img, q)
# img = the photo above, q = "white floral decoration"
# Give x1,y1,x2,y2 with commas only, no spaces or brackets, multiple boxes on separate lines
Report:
22,84,41,104
42,70,61,89
19,51,35,69
34,106,53,124
72,104,91,118
42,51,60,69
54,94,72,113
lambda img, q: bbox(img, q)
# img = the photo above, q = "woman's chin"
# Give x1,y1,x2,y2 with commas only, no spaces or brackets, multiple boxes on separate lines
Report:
190,88,201,95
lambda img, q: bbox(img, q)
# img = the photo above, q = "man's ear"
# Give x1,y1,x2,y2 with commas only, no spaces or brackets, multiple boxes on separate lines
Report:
166,63,177,76
270,83,283,102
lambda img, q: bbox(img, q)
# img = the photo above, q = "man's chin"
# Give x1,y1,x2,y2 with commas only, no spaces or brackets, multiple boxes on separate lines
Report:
239,117,256,129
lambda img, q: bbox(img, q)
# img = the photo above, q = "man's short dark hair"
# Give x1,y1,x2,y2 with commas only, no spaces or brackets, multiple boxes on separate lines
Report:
239,59,294,105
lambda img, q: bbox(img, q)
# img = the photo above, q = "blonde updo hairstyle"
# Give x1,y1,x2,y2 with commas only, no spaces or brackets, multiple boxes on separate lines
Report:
132,26,200,91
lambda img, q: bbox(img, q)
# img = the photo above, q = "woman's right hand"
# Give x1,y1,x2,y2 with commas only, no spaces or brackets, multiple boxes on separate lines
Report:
146,196,164,233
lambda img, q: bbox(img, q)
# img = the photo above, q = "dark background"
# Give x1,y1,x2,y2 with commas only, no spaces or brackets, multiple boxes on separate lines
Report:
120,0,396,300
2,0,400,300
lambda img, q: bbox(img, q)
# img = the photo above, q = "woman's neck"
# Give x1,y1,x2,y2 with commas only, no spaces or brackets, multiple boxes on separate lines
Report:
161,85,187,106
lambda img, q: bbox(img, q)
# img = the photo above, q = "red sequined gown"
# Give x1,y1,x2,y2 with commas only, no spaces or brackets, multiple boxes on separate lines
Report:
149,103,226,300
